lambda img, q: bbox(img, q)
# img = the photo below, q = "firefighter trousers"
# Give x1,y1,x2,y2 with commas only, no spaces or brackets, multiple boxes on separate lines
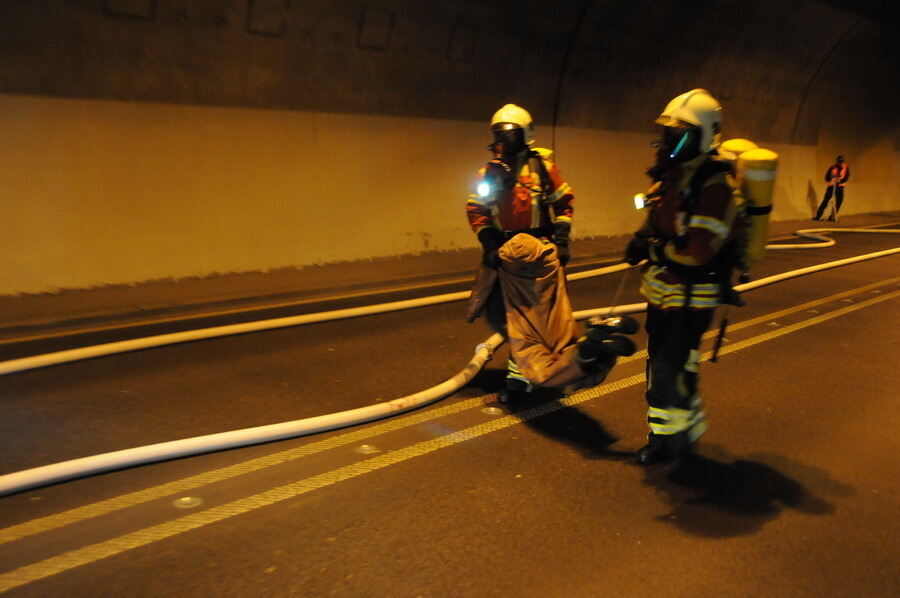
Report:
815,185,844,220
645,305,714,412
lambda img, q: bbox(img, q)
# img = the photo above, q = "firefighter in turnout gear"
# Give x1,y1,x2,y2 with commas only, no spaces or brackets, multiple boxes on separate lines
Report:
624,89,742,464
467,104,575,402
814,155,849,221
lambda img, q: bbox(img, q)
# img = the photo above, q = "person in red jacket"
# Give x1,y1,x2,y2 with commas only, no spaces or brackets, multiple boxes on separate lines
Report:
624,89,743,465
466,104,575,402
814,156,850,221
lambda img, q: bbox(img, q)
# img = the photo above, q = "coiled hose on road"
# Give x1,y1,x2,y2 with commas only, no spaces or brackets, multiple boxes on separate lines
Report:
0,226,898,496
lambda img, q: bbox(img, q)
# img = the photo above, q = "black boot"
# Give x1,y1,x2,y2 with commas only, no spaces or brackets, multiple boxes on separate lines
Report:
498,378,531,404
636,433,665,465
636,432,691,465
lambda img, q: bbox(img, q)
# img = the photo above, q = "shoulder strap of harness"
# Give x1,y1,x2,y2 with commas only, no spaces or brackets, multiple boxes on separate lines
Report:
528,150,554,201
684,156,733,226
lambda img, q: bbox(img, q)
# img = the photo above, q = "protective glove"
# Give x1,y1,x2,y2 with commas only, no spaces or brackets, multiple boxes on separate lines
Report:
624,235,649,265
553,221,571,266
477,227,505,269
647,238,668,265
482,249,501,269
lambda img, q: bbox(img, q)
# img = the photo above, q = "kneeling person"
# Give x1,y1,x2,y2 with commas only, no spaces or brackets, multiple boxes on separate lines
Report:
469,233,636,398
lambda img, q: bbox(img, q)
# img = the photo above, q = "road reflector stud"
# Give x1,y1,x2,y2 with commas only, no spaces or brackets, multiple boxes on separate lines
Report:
172,496,203,509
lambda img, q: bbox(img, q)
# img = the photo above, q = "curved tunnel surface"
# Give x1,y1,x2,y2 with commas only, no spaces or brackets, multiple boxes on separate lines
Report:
2,1,896,136
0,0,897,296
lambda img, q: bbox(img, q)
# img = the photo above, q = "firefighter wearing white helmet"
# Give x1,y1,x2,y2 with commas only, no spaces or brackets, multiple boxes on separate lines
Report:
466,104,575,402
624,89,744,465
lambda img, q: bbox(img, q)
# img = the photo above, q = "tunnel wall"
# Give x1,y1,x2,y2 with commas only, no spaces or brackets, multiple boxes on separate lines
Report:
1,0,897,295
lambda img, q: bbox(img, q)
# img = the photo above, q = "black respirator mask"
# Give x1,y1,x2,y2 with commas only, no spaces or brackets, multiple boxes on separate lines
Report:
646,125,702,181
653,125,701,166
489,124,527,156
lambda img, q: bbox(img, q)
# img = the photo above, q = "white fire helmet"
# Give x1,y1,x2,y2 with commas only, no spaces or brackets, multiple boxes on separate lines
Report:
490,104,535,146
656,89,722,153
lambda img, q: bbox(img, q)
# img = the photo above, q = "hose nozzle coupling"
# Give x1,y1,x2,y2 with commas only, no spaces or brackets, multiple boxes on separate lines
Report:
475,342,496,359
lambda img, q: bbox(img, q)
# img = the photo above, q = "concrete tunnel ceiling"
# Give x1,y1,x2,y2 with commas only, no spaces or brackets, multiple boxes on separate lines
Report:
0,0,897,145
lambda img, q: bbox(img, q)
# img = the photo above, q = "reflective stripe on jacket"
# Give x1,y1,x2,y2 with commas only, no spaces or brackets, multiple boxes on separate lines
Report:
466,148,574,235
639,155,740,311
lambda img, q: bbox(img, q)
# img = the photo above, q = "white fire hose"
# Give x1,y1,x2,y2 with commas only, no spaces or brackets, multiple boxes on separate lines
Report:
0,226,897,496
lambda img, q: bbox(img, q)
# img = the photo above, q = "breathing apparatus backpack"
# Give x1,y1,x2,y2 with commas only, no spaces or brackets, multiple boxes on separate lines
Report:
633,139,778,357
645,139,777,310
695,139,778,360
716,138,779,285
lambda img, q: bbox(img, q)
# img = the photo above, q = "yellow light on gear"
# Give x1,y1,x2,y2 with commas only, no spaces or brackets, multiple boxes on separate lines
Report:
634,193,647,209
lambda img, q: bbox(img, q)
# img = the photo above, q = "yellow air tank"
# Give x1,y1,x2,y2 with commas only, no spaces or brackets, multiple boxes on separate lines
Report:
738,148,778,262
718,138,758,162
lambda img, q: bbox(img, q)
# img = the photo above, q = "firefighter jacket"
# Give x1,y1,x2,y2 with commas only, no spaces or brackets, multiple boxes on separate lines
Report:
466,234,605,389
638,154,741,311
466,148,573,237
824,162,849,187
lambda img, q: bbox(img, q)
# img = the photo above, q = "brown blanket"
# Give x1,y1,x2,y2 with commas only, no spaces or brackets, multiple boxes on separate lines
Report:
468,234,597,389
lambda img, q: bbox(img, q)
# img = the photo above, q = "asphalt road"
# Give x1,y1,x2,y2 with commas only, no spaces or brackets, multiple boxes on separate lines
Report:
1,229,898,597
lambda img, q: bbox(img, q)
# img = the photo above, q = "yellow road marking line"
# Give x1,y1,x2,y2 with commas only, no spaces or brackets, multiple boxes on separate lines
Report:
0,373,641,595
1,289,896,593
617,275,900,364
715,275,900,335
0,395,493,545
700,289,899,360
3,276,898,545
